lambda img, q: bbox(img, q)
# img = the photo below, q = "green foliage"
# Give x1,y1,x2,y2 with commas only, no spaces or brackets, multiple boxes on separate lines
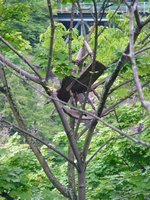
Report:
0,134,66,200
0,0,49,55
86,134,150,200
0,0,31,50
34,23,83,78
34,22,83,78
0,134,37,199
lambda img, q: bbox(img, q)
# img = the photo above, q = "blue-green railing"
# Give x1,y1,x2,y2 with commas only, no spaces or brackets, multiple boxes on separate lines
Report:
57,2,150,14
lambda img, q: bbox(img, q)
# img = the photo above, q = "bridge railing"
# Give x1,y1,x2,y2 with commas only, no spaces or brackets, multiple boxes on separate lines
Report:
57,2,150,14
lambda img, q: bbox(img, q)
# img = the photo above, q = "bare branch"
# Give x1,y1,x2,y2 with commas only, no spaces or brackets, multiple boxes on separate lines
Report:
0,36,42,79
68,3,75,62
76,1,86,38
128,1,150,117
135,46,150,55
86,138,115,165
141,15,150,27
0,53,41,84
109,78,134,95
134,6,141,27
1,119,77,169
104,79,150,115
68,116,77,199
45,0,55,82
95,117,150,147
138,33,150,45
52,92,81,170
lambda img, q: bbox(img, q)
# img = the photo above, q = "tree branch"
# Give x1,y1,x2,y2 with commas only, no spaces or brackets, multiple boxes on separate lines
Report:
86,137,115,165
68,116,77,199
0,36,42,79
92,117,150,147
76,1,86,38
0,53,41,84
45,0,55,82
141,15,150,27
104,79,150,116
52,92,81,170
128,1,150,117
135,46,150,55
138,33,150,45
0,119,77,169
74,0,98,138
68,3,75,62
134,6,141,27
109,78,134,95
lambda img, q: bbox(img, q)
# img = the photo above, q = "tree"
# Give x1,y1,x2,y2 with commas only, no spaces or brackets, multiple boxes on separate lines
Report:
0,0,150,199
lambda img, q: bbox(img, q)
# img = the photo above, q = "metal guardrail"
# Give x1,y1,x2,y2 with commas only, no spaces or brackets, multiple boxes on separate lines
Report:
57,2,150,14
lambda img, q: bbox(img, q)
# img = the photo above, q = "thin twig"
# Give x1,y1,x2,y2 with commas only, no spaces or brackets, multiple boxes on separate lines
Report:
68,3,75,62
76,1,86,38
109,78,134,95
86,137,115,164
138,33,150,45
1,119,77,169
135,46,150,55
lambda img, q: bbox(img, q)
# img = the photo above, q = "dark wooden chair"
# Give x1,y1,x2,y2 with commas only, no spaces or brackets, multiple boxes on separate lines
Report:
57,60,106,102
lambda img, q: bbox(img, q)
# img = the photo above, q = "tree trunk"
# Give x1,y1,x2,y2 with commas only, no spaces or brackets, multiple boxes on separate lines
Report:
68,113,77,200
68,144,77,200
78,164,86,200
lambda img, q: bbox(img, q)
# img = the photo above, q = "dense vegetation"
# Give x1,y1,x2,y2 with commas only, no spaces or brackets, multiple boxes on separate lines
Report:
0,0,150,199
